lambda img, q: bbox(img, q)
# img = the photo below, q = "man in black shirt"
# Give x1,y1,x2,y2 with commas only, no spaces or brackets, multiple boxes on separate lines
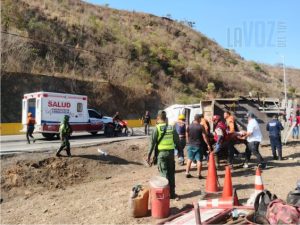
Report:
185,114,211,179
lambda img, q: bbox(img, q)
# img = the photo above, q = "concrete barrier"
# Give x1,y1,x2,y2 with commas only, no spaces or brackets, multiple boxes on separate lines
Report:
0,123,23,135
0,120,157,135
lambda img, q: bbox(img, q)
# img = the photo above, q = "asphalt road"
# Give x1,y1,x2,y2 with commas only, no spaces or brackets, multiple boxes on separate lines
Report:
0,130,148,156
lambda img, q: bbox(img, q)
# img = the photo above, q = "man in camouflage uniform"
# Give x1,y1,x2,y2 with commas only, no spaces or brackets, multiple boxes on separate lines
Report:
56,115,72,157
147,110,180,199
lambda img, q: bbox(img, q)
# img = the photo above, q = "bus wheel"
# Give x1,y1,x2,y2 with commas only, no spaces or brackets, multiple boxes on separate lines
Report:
90,132,98,136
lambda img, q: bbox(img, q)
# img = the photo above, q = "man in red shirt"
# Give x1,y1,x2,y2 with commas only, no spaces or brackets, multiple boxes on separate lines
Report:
290,110,300,139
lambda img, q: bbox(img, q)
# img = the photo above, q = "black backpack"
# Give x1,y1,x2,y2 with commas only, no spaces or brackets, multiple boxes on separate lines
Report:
287,190,300,207
254,190,277,224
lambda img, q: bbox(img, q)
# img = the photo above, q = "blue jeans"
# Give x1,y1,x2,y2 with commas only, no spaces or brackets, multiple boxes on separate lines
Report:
187,146,203,162
292,126,299,138
269,136,282,158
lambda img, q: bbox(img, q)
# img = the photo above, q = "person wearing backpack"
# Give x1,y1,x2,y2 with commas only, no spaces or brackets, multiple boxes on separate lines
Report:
147,110,180,199
266,114,284,160
56,115,73,157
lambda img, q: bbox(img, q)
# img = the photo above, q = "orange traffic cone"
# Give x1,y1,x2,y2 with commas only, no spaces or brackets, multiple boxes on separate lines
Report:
246,167,265,206
254,167,264,194
206,152,218,193
222,166,233,198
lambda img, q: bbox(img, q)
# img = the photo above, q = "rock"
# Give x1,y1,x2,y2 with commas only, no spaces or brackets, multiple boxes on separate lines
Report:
105,176,112,180
43,209,48,213
30,163,40,169
129,145,139,151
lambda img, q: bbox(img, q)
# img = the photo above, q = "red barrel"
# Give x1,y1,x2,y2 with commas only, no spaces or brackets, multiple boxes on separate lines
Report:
149,176,170,219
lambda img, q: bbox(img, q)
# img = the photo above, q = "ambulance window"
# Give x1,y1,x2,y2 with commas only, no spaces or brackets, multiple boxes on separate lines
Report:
77,103,83,112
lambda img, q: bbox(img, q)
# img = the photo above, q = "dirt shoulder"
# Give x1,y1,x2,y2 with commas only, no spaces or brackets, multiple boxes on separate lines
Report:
1,138,300,224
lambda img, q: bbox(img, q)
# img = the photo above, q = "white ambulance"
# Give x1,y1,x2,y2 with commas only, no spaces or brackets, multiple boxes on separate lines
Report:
22,91,112,139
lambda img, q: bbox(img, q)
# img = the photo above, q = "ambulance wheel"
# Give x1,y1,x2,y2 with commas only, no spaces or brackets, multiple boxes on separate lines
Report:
42,133,55,140
90,132,98,136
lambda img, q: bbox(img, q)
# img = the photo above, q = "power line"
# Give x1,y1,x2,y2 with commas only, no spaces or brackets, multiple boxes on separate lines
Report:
1,31,133,61
1,31,251,73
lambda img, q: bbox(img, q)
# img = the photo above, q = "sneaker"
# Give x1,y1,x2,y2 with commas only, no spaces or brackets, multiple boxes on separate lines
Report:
273,156,278,160
243,163,249,168
278,157,283,161
198,175,203,179
56,152,62,157
186,173,192,178
33,139,36,143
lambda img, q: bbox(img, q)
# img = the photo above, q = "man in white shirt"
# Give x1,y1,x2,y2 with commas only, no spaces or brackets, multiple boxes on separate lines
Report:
241,112,266,169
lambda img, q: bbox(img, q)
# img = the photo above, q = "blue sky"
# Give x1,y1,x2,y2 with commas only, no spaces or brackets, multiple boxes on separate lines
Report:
85,0,300,68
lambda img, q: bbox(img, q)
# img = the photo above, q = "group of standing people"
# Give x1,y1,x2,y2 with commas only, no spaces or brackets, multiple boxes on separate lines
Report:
147,110,222,199
146,109,287,199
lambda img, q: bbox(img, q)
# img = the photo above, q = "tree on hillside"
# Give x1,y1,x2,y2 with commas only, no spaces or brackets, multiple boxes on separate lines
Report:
206,82,215,99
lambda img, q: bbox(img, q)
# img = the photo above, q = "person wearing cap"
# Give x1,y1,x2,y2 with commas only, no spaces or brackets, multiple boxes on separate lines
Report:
141,111,152,135
56,115,73,157
266,114,284,160
212,115,227,168
175,114,186,166
26,112,36,144
147,110,180,199
185,114,212,179
241,112,266,168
